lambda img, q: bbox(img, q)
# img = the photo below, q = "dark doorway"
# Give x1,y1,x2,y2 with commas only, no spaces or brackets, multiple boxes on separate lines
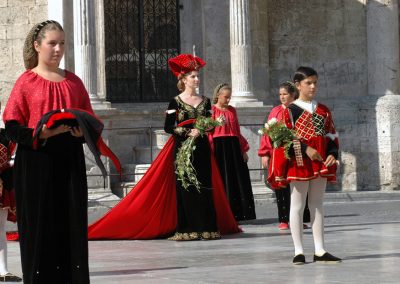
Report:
104,0,180,102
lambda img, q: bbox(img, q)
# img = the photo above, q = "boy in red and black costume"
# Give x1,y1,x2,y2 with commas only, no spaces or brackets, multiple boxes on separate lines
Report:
284,66,341,265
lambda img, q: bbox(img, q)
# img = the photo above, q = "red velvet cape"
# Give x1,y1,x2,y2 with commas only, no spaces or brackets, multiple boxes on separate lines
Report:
88,136,242,240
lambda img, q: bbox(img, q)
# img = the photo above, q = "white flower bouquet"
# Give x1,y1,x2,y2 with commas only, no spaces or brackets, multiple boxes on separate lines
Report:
259,118,297,159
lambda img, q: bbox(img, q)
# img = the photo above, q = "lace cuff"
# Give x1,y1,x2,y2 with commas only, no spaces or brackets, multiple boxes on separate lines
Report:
174,127,189,136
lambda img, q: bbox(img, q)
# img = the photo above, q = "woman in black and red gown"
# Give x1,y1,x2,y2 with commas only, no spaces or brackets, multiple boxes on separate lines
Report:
88,54,240,240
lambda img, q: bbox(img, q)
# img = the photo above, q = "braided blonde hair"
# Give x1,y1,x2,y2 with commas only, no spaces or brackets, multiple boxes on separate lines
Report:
212,83,231,104
23,20,64,70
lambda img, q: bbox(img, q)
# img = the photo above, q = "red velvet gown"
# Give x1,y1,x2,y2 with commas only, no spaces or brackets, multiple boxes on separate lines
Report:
3,70,93,284
88,96,241,240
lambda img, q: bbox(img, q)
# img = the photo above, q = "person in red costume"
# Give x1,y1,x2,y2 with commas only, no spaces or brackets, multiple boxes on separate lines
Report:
0,128,21,282
3,20,93,283
88,54,241,241
283,67,341,265
258,82,310,231
210,83,256,221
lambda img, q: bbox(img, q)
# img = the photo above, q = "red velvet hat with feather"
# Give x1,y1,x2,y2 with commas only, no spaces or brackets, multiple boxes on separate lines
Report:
168,54,206,78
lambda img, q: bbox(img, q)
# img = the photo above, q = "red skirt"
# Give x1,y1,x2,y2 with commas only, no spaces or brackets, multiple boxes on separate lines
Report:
267,147,289,189
286,157,337,182
286,136,337,183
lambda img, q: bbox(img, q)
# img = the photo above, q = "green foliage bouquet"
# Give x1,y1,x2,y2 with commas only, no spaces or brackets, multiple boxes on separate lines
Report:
175,116,224,191
258,118,297,159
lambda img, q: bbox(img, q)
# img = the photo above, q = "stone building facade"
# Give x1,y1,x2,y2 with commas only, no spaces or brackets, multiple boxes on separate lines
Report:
0,0,399,195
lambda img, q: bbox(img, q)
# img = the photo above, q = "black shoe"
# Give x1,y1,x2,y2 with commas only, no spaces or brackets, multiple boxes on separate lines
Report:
313,252,342,263
0,273,22,282
292,254,306,265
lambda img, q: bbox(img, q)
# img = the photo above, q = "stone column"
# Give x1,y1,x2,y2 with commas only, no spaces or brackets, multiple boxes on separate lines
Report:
367,0,399,96
73,0,104,108
229,0,262,107
74,0,115,196
48,0,65,69
95,0,108,101
367,0,400,190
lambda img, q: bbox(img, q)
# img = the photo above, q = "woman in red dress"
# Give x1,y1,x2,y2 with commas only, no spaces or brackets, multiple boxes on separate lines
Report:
283,67,341,265
3,20,93,283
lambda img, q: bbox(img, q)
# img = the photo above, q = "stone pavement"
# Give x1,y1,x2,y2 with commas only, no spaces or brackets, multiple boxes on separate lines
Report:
5,191,400,283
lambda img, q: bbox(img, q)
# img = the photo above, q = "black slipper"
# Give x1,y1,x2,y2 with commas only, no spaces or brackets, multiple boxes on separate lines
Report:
293,254,306,265
313,252,342,263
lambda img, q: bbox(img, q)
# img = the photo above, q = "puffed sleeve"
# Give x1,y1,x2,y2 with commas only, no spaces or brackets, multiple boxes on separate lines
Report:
163,99,189,137
3,74,30,126
3,75,35,147
258,111,274,157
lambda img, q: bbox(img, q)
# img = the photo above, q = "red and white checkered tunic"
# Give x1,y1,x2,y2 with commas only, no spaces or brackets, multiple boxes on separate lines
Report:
283,101,338,182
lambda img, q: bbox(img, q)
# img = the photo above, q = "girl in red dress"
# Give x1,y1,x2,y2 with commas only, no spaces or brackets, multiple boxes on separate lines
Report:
284,67,341,264
3,20,93,283
211,83,256,221
258,82,310,230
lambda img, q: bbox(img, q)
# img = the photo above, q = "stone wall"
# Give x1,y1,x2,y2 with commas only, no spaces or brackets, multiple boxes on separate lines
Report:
267,0,370,190
180,0,269,102
250,0,270,103
267,0,367,102
180,0,231,99
0,0,47,114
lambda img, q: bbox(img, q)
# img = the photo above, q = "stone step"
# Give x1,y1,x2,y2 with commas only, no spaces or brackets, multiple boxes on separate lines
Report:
131,130,170,164
112,181,137,198
119,163,151,182
151,129,171,147
133,145,163,164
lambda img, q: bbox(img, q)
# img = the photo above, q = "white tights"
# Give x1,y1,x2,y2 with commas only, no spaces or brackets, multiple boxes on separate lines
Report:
0,209,8,275
290,177,327,256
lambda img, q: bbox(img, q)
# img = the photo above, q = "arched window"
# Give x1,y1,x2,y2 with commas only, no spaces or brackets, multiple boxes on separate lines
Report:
104,0,180,102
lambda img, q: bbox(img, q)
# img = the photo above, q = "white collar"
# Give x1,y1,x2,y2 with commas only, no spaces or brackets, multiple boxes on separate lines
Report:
293,99,318,113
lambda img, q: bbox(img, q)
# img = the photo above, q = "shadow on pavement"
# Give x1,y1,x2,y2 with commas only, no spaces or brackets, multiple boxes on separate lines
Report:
90,266,188,276
343,252,400,261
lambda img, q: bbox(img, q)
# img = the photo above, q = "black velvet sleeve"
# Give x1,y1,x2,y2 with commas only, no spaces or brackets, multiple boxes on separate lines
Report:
205,98,215,134
0,167,13,191
5,120,34,147
163,99,189,137
326,139,338,159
